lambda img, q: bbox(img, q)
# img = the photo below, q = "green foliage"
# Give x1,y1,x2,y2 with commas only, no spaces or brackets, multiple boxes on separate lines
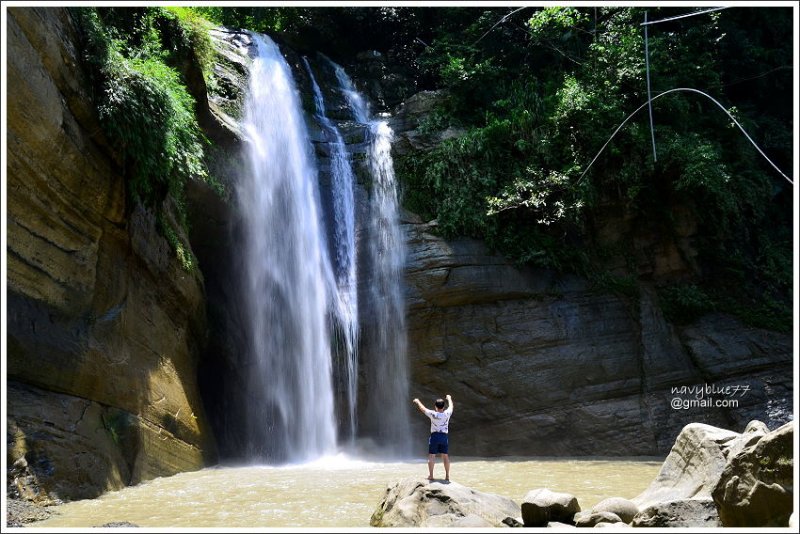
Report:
659,282,790,333
415,108,450,136
159,214,197,272
590,271,640,299
192,6,287,34
529,7,590,34
71,6,791,330
71,7,216,271
391,6,791,330
162,7,217,82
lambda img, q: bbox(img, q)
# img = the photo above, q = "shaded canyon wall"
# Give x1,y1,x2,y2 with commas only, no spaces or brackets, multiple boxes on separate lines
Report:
400,217,792,455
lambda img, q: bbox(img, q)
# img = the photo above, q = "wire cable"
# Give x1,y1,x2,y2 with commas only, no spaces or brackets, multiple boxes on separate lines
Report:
644,11,657,161
639,7,729,26
473,6,530,46
577,87,793,185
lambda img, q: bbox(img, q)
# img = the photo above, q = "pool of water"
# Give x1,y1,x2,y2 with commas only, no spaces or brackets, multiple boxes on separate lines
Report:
35,455,663,528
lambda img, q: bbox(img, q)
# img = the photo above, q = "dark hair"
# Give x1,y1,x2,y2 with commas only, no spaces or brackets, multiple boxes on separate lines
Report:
435,398,445,409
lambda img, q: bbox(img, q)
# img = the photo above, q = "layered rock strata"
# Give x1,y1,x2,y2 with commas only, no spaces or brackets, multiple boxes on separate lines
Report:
400,214,793,455
6,7,216,500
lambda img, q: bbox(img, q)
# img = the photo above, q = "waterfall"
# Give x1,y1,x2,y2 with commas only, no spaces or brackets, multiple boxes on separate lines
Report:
302,57,360,445
329,59,412,455
238,33,337,462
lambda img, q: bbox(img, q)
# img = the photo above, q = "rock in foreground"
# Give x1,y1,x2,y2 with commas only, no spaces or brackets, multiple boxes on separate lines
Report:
590,497,638,524
6,499,55,527
574,511,623,527
632,420,795,528
632,422,753,509
631,499,722,527
712,421,794,527
370,477,520,527
521,488,581,526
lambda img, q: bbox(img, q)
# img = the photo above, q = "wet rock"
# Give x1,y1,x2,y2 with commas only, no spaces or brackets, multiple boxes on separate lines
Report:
96,522,140,527
590,497,638,524
712,421,794,527
574,511,623,527
521,488,580,527
631,499,721,527
370,477,520,527
207,27,252,128
6,498,56,526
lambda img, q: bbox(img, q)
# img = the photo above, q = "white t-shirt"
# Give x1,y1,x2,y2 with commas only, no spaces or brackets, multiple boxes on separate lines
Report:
425,406,453,434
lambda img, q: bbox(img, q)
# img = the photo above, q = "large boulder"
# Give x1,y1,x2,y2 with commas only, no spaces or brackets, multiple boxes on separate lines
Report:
630,420,785,528
590,497,639,524
521,488,581,526
370,477,520,527
632,422,745,509
712,421,794,527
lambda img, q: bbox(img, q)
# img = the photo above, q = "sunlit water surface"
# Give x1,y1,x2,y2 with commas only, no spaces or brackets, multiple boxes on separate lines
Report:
36,455,662,528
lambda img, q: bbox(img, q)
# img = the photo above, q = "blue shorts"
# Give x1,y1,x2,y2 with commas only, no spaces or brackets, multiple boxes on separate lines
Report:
428,432,449,454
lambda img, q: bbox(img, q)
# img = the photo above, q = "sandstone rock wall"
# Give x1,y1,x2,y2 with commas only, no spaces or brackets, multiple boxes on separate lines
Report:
6,7,216,500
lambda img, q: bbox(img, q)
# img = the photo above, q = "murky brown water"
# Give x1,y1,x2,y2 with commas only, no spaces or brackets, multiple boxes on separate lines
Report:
36,455,663,528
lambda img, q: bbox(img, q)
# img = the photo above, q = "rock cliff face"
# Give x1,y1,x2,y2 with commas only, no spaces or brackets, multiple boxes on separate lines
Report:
400,213,792,455
6,7,216,500
6,8,792,503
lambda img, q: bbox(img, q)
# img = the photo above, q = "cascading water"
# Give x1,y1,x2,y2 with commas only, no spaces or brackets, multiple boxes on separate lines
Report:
329,59,412,455
238,33,337,462
302,57,360,445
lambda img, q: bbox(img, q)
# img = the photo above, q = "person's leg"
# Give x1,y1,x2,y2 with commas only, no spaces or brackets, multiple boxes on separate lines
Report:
443,454,450,480
427,454,435,479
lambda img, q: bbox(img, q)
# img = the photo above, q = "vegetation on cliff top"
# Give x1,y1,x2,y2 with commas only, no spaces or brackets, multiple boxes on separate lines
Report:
70,6,220,271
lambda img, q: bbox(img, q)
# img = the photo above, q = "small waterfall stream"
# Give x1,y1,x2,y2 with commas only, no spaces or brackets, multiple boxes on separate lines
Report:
238,34,337,461
329,59,412,455
302,57,360,445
